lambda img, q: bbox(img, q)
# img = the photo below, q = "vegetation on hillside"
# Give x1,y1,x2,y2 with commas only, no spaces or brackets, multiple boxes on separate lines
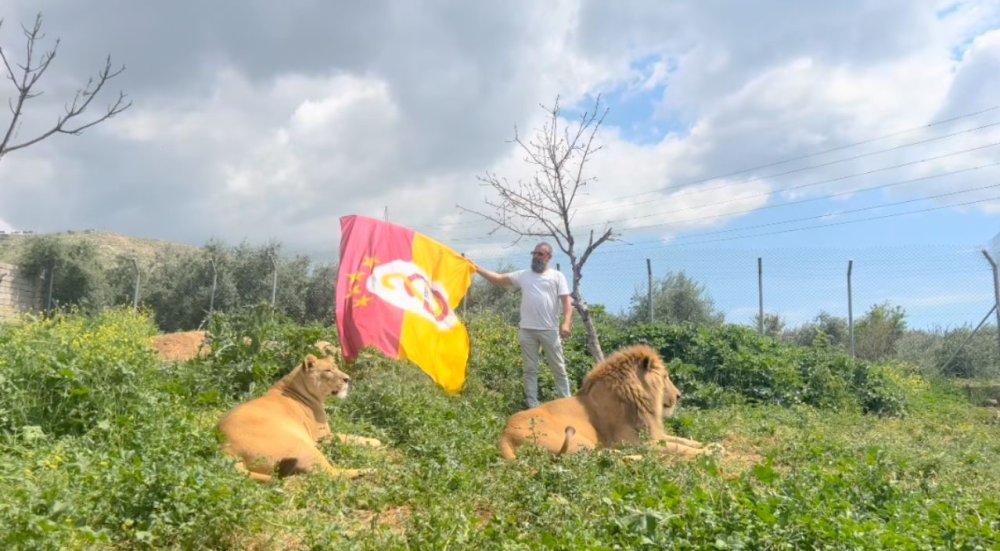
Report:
1,308,998,549
4,233,998,383
2,233,336,330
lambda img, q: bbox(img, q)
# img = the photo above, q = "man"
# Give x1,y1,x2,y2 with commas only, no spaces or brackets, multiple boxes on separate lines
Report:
475,242,573,408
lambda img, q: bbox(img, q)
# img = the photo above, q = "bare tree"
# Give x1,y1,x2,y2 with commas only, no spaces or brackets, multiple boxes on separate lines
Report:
0,13,131,162
461,96,615,361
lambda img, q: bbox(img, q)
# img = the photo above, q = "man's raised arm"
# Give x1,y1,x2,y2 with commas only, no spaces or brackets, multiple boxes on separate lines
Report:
475,264,514,288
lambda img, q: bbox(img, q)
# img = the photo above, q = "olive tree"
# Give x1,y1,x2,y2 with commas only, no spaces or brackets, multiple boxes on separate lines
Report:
628,271,725,326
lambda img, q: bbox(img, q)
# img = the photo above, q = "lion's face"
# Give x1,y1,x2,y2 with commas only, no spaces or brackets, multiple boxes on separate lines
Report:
660,371,682,417
642,352,682,417
301,354,352,400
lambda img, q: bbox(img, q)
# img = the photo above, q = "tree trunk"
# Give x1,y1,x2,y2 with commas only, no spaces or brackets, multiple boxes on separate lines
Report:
572,291,604,362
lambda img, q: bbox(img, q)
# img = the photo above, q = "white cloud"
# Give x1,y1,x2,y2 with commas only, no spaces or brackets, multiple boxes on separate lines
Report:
889,291,992,308
1,0,998,260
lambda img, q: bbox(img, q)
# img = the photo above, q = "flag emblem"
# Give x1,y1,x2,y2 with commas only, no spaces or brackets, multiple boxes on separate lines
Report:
335,215,474,393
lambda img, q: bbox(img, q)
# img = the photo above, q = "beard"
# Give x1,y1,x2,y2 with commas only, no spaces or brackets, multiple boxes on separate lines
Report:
531,257,546,273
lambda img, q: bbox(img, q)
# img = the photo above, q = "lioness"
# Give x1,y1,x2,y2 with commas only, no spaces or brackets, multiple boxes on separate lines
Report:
218,353,381,481
498,344,716,460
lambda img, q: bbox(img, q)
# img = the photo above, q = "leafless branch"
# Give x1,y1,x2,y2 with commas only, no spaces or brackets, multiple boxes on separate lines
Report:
0,13,131,161
459,94,620,360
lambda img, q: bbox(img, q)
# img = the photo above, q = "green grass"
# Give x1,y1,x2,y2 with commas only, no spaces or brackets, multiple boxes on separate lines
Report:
1,310,999,549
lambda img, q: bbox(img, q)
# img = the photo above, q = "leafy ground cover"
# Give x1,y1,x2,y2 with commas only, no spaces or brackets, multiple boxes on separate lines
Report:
1,310,998,549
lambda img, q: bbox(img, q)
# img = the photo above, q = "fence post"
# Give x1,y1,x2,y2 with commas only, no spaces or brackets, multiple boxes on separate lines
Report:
938,304,996,375
646,258,653,324
208,256,218,318
269,252,278,306
45,261,56,314
757,257,764,334
981,250,1000,363
461,253,468,317
848,259,855,358
130,257,141,309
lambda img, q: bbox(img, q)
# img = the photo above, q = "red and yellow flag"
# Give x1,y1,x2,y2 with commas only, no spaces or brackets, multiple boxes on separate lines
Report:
335,215,475,394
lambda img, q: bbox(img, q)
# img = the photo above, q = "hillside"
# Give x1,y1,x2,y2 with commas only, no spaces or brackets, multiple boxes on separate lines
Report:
0,230,199,268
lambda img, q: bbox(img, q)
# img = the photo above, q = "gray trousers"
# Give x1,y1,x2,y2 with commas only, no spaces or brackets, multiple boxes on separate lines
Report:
518,328,571,408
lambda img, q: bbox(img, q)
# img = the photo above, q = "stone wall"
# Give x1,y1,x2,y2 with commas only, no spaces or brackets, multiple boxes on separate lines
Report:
0,262,43,322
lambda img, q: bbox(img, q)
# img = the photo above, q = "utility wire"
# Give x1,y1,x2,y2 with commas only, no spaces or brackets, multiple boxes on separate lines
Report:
521,144,1000,235
471,191,1000,260
623,195,1000,249
668,181,1000,240
448,144,1000,243
436,103,1000,232
587,161,1000,235
571,119,1000,213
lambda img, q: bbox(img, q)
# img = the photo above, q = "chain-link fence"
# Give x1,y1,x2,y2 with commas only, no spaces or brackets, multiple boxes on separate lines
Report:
6,241,1000,373
472,243,1000,376
540,244,997,330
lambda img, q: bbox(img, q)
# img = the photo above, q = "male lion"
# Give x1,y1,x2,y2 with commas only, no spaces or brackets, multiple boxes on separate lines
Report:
497,344,715,460
218,353,381,481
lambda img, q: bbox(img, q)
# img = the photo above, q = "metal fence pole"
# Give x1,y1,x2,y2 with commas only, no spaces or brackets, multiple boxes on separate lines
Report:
208,257,218,318
461,252,468,317
646,258,653,324
269,253,278,306
981,249,1000,362
46,262,56,314
938,304,997,375
130,257,141,309
757,257,764,334
848,259,855,358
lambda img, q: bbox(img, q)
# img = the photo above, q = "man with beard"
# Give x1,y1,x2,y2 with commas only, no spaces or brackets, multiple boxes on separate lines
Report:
474,242,573,408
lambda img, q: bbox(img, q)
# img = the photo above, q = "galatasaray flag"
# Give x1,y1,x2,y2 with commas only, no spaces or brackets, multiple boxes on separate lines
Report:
335,215,475,394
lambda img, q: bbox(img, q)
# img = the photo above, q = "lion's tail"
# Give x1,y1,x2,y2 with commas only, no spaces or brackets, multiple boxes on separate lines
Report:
234,460,274,482
557,426,576,456
498,425,577,460
497,434,518,461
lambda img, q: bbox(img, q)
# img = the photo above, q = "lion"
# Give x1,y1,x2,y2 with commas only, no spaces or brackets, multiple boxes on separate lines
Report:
218,353,382,481
497,344,717,460
149,330,210,362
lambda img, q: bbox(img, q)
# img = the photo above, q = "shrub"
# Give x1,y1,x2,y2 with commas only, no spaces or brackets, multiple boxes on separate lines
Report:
590,322,905,415
1,310,997,549
192,303,335,400
932,326,1000,379
0,394,273,550
0,309,159,436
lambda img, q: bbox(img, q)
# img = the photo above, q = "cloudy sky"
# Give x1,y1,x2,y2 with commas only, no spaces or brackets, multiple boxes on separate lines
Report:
3,0,1000,326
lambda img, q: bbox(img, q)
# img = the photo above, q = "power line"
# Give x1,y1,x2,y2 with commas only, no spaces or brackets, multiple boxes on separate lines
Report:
587,161,1000,235
427,105,1000,258
570,118,1000,214
625,195,1000,249
667,181,1000,241
447,143,1000,243
434,104,1000,234
439,125,1000,241
566,143,1000,233
471,191,1000,260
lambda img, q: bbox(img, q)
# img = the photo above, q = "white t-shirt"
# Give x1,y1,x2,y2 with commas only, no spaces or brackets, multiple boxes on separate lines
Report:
508,269,571,330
